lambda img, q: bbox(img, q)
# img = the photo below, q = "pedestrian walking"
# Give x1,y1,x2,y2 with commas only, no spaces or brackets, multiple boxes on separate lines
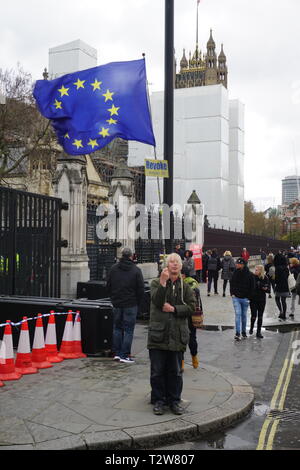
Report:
182,249,196,278
241,247,250,263
181,267,202,369
221,251,236,296
274,253,290,321
201,249,211,283
230,257,254,341
107,247,145,363
174,243,185,260
265,254,276,298
148,253,196,416
288,257,300,319
207,249,221,296
249,265,270,339
260,249,267,266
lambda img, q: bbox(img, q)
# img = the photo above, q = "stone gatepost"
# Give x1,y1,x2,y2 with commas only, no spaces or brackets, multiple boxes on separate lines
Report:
185,190,204,248
108,158,136,258
52,153,90,298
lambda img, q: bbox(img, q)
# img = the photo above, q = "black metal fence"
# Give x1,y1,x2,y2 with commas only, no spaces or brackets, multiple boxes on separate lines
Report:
0,186,62,297
86,204,117,280
203,226,290,257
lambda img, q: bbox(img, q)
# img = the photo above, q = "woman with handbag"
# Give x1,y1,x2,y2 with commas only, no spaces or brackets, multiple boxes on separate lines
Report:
274,253,290,320
289,258,300,319
265,254,276,298
181,268,203,369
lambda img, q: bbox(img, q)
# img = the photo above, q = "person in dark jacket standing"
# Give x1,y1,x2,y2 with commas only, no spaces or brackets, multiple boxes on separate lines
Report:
274,253,290,320
148,253,195,416
221,251,236,296
107,247,144,363
230,257,254,341
249,265,270,339
207,249,221,296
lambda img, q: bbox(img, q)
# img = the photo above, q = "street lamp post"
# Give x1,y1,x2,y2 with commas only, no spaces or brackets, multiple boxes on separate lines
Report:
163,0,174,209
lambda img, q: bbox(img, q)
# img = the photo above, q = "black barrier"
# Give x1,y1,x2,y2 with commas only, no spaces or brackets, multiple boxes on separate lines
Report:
0,296,113,356
77,280,108,300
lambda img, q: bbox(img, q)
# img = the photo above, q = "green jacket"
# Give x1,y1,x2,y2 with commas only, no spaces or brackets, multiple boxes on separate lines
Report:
147,276,196,352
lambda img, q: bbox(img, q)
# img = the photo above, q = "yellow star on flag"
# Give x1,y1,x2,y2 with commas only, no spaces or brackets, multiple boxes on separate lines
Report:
58,85,69,97
106,118,117,125
99,127,110,138
64,133,70,139
72,139,83,149
73,78,86,89
88,139,99,149
54,99,62,109
91,79,102,91
103,89,114,102
107,104,119,116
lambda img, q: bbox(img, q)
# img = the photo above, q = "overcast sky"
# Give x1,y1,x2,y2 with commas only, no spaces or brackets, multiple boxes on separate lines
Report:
1,0,299,210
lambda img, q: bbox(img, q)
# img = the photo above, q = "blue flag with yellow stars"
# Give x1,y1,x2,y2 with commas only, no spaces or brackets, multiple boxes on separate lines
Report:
33,58,156,155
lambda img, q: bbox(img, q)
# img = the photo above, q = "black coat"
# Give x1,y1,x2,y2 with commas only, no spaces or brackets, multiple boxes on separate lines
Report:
107,258,145,308
230,267,254,299
251,274,270,301
274,266,289,294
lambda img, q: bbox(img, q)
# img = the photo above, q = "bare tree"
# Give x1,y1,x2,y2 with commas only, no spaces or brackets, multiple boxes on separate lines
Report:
0,64,55,183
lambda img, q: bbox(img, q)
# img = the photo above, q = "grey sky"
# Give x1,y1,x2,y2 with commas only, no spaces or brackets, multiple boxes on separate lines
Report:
1,0,299,210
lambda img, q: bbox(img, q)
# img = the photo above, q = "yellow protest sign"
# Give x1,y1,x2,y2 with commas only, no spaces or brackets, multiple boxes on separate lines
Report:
144,159,169,178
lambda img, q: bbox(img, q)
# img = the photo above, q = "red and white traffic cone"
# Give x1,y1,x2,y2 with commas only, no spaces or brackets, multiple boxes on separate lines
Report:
15,317,38,375
0,320,22,381
31,314,53,369
58,311,78,359
73,312,87,358
45,311,64,363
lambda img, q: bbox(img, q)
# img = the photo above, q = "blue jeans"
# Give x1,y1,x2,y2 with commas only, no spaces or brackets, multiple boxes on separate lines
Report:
112,306,138,359
232,297,249,335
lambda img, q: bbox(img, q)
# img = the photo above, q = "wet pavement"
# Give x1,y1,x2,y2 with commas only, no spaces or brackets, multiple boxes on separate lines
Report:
1,279,299,450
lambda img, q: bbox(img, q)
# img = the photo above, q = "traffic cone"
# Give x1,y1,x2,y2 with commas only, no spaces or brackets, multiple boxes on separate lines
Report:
73,312,87,358
0,320,22,381
58,311,78,359
15,317,38,375
45,311,64,363
31,314,52,369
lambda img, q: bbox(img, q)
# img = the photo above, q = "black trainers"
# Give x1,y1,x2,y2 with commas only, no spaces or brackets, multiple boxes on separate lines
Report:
234,334,241,341
170,403,184,415
242,332,247,339
289,314,295,319
153,402,164,415
256,332,264,339
249,328,253,335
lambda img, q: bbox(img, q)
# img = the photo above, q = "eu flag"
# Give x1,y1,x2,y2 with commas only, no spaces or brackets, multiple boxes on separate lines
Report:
33,58,156,155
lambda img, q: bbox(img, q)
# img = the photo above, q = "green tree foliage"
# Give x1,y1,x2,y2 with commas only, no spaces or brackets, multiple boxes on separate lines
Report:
244,201,282,239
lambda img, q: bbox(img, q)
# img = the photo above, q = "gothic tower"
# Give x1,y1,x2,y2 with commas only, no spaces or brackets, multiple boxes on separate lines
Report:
175,30,228,89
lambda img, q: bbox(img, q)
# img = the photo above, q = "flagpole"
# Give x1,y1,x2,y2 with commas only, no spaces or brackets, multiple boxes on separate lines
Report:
143,54,167,262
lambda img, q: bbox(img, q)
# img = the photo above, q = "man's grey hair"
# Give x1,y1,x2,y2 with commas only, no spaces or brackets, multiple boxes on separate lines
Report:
166,253,183,267
121,247,133,259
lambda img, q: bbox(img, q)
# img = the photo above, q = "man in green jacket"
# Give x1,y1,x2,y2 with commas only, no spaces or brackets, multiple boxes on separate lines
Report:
148,253,196,416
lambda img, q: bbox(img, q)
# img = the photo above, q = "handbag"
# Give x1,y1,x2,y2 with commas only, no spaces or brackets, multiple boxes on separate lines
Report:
192,306,204,328
288,272,296,291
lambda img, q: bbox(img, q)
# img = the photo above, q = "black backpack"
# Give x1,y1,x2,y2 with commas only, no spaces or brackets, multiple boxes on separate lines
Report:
208,256,218,271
